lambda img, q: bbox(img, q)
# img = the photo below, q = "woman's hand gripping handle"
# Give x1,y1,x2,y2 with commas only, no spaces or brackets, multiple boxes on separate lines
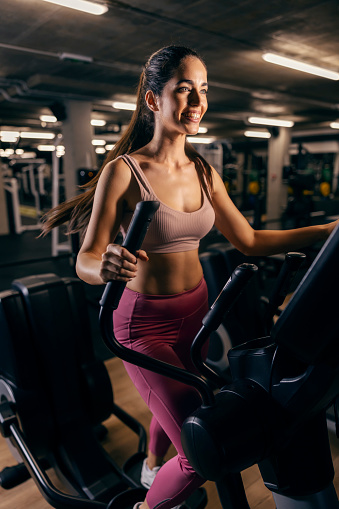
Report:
99,201,159,311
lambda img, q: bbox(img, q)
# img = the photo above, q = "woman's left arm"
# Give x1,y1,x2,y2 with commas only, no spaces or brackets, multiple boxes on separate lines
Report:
211,168,339,257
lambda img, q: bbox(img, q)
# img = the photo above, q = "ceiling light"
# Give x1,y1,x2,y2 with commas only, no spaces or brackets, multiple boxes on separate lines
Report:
330,122,339,129
38,145,56,151
59,52,93,63
92,139,106,145
248,117,294,128
56,145,65,157
42,0,108,16
244,130,271,139
112,101,137,111
95,147,106,154
20,152,37,159
91,119,106,126
262,53,339,81
198,126,208,134
0,148,15,156
187,137,215,144
105,144,115,150
0,131,20,142
40,115,57,122
20,132,56,139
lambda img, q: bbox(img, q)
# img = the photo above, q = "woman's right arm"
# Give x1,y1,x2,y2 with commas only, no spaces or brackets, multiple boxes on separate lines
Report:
76,158,143,285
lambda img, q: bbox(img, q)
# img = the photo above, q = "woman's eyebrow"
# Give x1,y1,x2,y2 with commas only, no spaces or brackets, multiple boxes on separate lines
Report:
175,79,208,87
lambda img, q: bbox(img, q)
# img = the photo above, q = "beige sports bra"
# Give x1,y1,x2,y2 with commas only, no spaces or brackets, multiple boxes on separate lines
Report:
119,154,215,254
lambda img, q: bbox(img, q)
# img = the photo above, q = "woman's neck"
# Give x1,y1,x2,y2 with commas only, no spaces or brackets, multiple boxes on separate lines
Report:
141,131,189,167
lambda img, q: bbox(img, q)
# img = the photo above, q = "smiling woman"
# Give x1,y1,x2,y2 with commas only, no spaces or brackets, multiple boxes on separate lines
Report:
40,45,339,509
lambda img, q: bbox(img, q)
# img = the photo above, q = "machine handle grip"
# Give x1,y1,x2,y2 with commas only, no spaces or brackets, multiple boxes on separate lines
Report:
267,252,306,314
99,201,159,310
202,263,258,331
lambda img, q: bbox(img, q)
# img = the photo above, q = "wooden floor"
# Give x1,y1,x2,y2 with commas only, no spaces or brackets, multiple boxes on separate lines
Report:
0,356,338,509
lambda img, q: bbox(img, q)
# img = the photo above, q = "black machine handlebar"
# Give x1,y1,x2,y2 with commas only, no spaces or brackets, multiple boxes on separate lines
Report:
100,201,160,310
264,252,306,330
202,263,258,331
191,263,258,387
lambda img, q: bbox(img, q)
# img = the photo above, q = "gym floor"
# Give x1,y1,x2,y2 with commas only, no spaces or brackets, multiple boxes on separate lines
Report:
0,230,338,508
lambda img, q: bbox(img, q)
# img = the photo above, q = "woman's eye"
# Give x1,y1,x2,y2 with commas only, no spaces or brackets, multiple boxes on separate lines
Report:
201,89,208,95
178,87,190,92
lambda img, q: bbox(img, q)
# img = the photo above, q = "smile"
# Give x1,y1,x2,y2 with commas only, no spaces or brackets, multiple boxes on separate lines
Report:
182,113,200,121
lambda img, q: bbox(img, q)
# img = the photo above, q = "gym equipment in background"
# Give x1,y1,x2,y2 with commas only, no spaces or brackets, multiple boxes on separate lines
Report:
0,271,150,507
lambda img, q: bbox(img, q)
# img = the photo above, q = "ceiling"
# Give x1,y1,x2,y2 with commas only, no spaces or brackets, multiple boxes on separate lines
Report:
1,0,339,151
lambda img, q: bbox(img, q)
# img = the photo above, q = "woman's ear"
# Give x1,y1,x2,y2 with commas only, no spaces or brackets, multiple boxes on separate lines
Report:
145,90,159,112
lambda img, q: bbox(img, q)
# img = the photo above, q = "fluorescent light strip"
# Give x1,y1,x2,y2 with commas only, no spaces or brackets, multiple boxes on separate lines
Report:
20,132,56,139
0,149,15,156
91,119,106,126
0,131,20,142
92,139,106,145
40,115,57,122
42,0,108,15
330,122,339,129
0,130,20,136
263,53,339,81
187,136,215,144
38,145,56,151
112,101,137,111
248,116,294,128
244,130,271,139
1,131,56,140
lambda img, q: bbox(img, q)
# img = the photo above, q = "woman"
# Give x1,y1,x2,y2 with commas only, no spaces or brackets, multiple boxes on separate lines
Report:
42,46,338,509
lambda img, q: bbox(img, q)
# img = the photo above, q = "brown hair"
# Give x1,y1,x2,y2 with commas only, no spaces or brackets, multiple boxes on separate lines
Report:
41,46,213,238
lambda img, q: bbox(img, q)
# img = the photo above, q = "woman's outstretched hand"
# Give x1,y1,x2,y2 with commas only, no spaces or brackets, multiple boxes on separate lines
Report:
325,218,339,238
100,244,149,283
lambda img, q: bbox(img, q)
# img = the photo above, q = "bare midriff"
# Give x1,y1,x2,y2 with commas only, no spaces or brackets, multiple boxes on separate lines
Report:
126,249,203,295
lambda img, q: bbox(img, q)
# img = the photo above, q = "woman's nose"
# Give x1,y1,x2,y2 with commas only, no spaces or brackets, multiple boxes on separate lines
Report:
189,89,201,105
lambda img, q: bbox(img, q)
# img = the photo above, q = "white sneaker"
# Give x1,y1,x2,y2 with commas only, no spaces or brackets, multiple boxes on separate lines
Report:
140,458,162,489
140,459,183,508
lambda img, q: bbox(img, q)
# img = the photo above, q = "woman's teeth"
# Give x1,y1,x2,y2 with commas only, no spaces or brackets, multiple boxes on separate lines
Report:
183,113,200,119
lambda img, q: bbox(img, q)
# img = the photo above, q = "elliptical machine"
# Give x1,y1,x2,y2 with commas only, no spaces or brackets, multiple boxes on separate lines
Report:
1,201,338,508
98,201,339,508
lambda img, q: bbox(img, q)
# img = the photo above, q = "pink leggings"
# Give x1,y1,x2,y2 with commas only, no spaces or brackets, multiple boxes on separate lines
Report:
113,278,209,509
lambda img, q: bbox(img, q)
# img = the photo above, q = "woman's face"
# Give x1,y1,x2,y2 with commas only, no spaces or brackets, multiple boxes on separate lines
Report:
154,56,208,137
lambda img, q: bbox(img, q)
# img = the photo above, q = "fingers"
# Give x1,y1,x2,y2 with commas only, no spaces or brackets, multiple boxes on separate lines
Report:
99,244,148,283
136,249,149,261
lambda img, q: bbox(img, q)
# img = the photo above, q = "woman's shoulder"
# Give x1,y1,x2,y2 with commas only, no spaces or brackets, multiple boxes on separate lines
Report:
97,155,133,194
103,154,132,174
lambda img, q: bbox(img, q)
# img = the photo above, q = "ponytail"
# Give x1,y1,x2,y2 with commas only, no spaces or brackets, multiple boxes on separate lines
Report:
40,72,153,237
